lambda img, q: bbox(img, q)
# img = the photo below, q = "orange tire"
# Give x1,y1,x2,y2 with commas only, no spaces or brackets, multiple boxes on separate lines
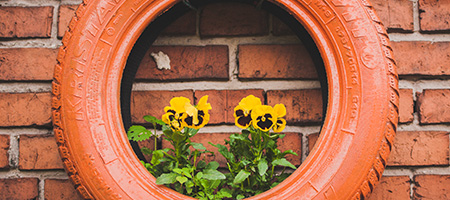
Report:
52,0,398,199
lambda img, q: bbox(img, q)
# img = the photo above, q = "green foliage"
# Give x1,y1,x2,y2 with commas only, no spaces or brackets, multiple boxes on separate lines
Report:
212,126,298,199
128,115,226,200
128,114,297,200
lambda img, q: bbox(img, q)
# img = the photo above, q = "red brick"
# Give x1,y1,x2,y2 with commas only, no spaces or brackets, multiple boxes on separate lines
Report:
194,89,265,124
199,3,268,37
0,93,51,126
58,5,78,38
419,0,450,32
0,48,58,80
399,89,414,123
136,46,229,81
372,0,414,32
414,175,450,200
19,135,63,170
417,89,450,124
161,11,196,36
130,90,194,124
0,178,39,200
307,133,319,153
369,176,411,200
391,42,450,76
272,16,294,36
238,44,317,79
277,132,302,166
0,135,9,169
388,131,449,166
0,7,53,38
45,179,83,200
267,89,323,124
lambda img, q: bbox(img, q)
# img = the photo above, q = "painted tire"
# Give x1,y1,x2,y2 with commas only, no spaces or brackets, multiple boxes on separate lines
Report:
52,0,398,199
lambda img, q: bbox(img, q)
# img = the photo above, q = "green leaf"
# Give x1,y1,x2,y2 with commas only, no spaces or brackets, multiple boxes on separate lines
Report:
202,169,226,180
195,172,203,180
236,194,245,200
217,188,232,198
185,180,194,194
197,160,207,169
209,143,233,160
127,125,152,141
257,159,268,176
181,167,192,178
190,142,207,150
186,128,199,137
282,149,298,156
233,170,250,185
272,158,297,169
141,147,152,155
143,115,166,125
176,176,188,184
150,150,164,165
205,161,219,170
155,173,177,185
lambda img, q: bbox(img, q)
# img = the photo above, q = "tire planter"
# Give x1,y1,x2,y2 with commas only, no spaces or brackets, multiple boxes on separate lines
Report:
52,0,398,199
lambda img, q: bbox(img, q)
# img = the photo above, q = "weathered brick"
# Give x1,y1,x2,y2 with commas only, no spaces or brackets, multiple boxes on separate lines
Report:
414,175,450,200
0,135,9,169
267,89,323,124
199,3,269,37
194,89,265,124
391,42,450,76
136,46,229,81
277,132,302,166
307,133,319,153
372,0,414,32
0,7,53,38
419,0,450,32
399,89,414,123
130,90,194,124
369,176,411,200
238,44,317,80
161,10,196,36
272,16,294,36
45,179,83,200
388,131,449,166
0,48,58,80
58,5,78,38
0,178,39,200
19,135,64,170
0,93,52,126
417,89,450,124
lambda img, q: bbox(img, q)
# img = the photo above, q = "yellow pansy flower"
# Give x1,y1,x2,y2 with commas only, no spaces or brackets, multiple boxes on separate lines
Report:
182,95,212,129
273,104,286,132
162,97,191,131
234,95,262,129
251,105,277,132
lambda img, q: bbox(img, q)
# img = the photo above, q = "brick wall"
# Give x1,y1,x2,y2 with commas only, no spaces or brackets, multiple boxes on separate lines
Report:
0,0,449,199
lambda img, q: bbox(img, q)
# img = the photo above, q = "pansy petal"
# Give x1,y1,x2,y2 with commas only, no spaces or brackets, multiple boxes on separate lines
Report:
197,95,212,111
274,104,286,118
239,95,262,111
184,103,199,125
169,97,191,113
251,105,276,131
273,118,286,132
